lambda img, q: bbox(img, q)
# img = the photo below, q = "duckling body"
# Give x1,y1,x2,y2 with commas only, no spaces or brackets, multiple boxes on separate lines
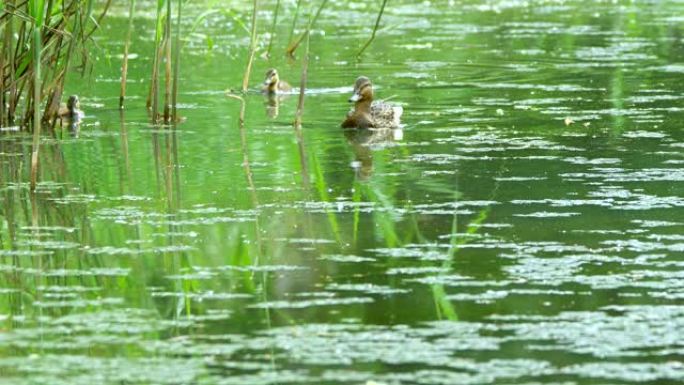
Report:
57,95,84,123
262,68,292,94
341,76,402,129
53,95,83,137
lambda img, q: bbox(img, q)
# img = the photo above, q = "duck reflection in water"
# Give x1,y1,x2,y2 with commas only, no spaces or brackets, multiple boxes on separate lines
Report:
344,127,403,181
263,93,289,118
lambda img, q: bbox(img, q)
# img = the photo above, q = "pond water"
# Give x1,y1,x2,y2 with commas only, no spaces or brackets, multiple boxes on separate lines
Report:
2,0,684,384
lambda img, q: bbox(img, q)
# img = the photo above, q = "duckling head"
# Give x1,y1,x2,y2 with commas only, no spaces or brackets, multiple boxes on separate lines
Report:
264,69,280,90
349,76,373,103
67,95,80,112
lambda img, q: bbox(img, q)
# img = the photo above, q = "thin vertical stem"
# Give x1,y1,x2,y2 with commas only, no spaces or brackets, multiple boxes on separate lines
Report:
30,0,44,192
163,0,172,122
5,0,16,124
120,0,135,109
294,29,309,129
286,0,327,56
242,0,259,92
148,0,164,121
287,0,302,47
356,0,388,58
265,0,280,57
171,0,182,120
0,17,5,128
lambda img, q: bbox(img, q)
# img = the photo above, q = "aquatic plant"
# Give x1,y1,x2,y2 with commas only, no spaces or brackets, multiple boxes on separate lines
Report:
241,0,258,92
293,23,310,129
286,0,327,56
147,0,164,121
120,0,136,109
171,0,182,119
265,0,280,58
145,0,185,123
357,0,388,58
0,0,109,189
0,0,110,128
29,0,44,191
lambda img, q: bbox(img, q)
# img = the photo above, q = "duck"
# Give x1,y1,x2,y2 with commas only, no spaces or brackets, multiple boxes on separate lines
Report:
55,95,84,137
262,68,292,94
341,76,403,129
57,95,84,124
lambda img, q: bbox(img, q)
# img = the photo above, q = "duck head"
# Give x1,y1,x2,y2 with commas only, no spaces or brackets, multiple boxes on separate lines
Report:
264,69,280,91
349,76,373,103
67,95,80,112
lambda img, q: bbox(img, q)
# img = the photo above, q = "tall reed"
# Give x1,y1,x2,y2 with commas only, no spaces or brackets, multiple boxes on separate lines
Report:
265,0,280,58
171,0,182,120
120,0,136,109
286,0,327,56
163,0,172,122
147,0,165,120
287,0,302,49
242,0,259,92
293,27,310,129
0,0,107,128
357,0,388,58
29,0,45,191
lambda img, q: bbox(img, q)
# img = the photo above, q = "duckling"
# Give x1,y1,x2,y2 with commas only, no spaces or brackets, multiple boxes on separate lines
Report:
341,76,403,129
262,68,292,94
54,95,84,137
57,95,84,123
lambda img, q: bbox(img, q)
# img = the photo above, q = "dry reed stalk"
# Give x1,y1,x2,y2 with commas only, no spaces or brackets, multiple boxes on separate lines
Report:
286,0,327,56
241,0,259,92
357,0,388,58
29,0,43,192
293,29,309,129
120,0,135,109
163,0,172,123
171,0,182,120
265,0,280,58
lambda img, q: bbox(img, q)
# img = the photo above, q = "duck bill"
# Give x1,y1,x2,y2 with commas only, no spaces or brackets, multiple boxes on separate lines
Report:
348,93,361,103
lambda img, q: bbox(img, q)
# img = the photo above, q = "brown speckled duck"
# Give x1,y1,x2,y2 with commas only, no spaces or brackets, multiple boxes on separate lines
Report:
56,95,84,126
341,76,403,129
262,68,292,94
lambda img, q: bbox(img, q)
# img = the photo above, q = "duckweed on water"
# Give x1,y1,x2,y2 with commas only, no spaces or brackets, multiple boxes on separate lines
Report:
2,0,684,384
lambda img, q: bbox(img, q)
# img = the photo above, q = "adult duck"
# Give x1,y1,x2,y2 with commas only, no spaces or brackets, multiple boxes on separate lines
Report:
341,76,402,129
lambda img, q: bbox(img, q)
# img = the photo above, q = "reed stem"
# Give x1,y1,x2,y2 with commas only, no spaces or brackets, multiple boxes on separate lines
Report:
5,0,16,124
287,0,302,48
171,0,182,120
120,0,135,109
242,0,259,93
356,0,388,58
286,0,327,56
30,0,44,192
294,29,309,129
148,0,164,121
163,0,172,123
265,0,280,57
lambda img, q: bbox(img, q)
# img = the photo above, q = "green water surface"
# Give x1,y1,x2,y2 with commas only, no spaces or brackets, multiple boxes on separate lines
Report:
1,0,684,384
